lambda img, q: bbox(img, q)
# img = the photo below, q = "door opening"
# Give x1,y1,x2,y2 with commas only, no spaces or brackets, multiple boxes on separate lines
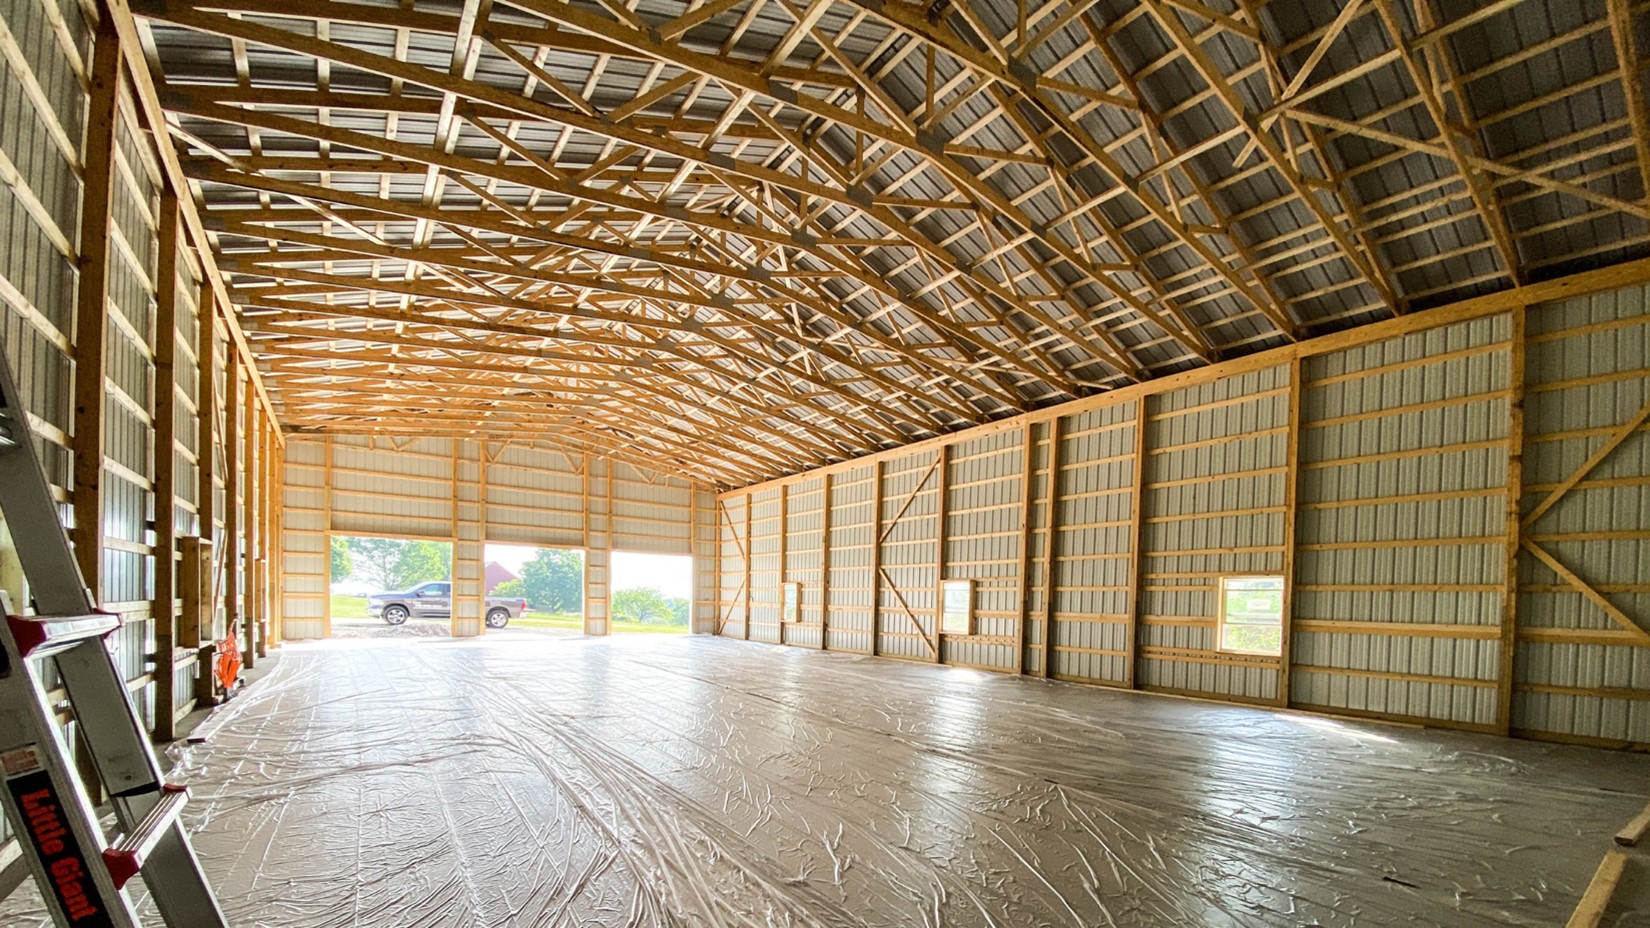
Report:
609,551,692,635
330,534,454,639
483,543,586,637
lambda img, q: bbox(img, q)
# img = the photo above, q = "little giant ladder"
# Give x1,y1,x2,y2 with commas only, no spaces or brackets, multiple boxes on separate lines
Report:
0,344,228,926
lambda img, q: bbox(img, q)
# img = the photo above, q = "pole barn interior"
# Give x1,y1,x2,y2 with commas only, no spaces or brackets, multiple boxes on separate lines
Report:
2,0,1650,925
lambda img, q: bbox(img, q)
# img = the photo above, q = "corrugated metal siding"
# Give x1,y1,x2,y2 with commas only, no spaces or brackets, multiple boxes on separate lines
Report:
877,450,942,661
781,476,824,648
747,487,782,644
100,57,167,730
1516,284,1650,744
1138,367,1289,702
329,436,456,540
0,0,85,767
610,460,697,555
1295,316,1510,728
693,491,718,635
717,492,749,639
940,428,1024,671
1023,422,1054,676
1050,403,1137,684
485,444,585,548
279,438,327,639
826,464,875,653
715,283,1650,746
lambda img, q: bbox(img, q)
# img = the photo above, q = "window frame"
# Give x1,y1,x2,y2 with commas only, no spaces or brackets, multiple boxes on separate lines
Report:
938,578,975,636
781,581,801,624
1215,574,1286,657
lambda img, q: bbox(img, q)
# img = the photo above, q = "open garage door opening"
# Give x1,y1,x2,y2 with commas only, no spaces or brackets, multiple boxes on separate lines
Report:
484,543,585,637
609,551,692,635
330,534,454,639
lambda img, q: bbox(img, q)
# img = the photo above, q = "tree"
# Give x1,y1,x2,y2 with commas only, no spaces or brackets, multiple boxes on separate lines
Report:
344,536,451,591
492,578,524,599
612,587,673,624
395,541,450,589
666,597,690,627
330,536,353,581
520,548,583,614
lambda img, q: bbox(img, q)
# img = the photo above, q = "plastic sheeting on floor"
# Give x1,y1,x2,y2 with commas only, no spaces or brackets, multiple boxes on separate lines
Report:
4,635,1647,927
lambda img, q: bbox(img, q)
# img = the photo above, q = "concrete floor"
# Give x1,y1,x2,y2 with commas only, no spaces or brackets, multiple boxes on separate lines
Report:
5,634,1648,926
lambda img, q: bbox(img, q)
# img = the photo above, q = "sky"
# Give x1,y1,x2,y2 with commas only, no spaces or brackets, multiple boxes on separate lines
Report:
485,544,692,599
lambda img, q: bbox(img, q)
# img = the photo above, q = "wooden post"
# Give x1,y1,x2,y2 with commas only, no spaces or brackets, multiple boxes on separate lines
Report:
582,453,591,629
241,376,258,667
743,491,753,641
152,191,181,740
196,286,218,662
870,459,884,656
1497,305,1527,734
778,483,788,644
476,440,489,637
1040,416,1064,679
70,13,122,602
602,456,614,636
259,422,274,656
224,352,241,659
322,436,333,637
1124,402,1149,689
1278,359,1303,708
690,487,699,633
932,445,949,664
1015,424,1036,674
270,436,284,646
819,471,832,651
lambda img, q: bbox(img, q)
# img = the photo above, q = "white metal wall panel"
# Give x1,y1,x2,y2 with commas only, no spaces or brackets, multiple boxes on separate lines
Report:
1050,403,1137,684
611,461,696,555
0,0,82,516
877,450,941,661
693,491,718,635
709,281,1650,747
1516,285,1650,743
1137,367,1288,702
826,465,874,652
781,477,825,648
717,493,749,639
485,445,586,548
328,437,457,541
748,488,782,643
280,439,327,639
940,428,1024,671
1294,316,1510,727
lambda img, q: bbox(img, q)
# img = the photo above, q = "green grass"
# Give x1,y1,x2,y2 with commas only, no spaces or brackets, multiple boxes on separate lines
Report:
515,610,686,634
327,595,684,634
332,594,370,619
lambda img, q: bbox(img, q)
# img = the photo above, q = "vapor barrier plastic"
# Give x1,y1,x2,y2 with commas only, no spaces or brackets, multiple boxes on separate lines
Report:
3,635,1645,927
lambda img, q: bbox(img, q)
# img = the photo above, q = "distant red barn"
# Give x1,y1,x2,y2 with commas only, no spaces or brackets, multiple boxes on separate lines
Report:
484,560,519,595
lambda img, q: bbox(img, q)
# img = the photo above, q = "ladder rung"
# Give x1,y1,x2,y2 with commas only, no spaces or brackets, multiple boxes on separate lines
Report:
4,612,119,658
102,786,189,890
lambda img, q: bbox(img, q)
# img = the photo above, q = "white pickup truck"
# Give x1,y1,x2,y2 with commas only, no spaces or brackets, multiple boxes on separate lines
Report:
367,581,526,629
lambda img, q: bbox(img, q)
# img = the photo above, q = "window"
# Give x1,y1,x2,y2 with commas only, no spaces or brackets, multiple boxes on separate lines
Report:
940,579,974,636
782,582,801,624
1218,576,1285,656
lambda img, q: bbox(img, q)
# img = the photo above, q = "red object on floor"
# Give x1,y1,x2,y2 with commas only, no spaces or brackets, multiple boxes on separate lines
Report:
214,635,241,692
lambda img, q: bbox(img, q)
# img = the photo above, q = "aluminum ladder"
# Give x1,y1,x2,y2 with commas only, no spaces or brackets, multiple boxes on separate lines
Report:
0,344,228,927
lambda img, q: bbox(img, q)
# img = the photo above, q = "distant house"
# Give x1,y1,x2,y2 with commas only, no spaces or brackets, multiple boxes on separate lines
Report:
484,561,519,594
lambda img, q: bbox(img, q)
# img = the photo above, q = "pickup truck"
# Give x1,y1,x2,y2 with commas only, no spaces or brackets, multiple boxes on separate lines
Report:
367,581,526,629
